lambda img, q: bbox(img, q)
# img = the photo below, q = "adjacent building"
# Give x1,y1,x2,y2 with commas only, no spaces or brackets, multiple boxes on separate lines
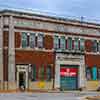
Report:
0,9,100,92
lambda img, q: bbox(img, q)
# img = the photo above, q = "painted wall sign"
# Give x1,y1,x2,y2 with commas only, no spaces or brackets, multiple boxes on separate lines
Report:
14,19,100,36
60,67,78,77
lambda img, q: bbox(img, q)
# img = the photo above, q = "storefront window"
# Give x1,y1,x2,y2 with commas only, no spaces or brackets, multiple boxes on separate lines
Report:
60,36,65,50
80,38,85,51
37,33,44,48
29,33,35,48
86,67,92,80
92,66,97,80
86,66,97,80
67,37,72,50
39,65,45,81
22,32,27,48
54,35,59,49
46,65,52,81
92,40,98,52
74,38,79,50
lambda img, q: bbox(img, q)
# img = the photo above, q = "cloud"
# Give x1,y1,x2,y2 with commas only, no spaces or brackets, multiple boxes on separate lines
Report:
0,0,100,22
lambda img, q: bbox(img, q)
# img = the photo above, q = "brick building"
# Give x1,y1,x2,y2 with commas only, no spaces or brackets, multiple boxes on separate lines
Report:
0,9,100,92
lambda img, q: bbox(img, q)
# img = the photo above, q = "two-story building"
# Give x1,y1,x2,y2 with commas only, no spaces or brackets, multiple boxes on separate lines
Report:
0,9,100,92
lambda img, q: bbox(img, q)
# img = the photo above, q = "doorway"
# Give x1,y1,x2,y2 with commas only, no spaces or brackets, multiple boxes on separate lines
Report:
19,72,26,91
16,65,29,91
60,65,79,90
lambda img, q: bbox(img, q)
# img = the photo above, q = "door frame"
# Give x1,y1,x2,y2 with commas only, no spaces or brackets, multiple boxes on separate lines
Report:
55,53,85,90
16,65,29,90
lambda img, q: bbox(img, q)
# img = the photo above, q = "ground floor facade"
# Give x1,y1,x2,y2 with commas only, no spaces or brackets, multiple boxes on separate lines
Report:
2,50,100,92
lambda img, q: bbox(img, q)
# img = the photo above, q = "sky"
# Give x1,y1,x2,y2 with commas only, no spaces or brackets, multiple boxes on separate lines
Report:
0,0,100,22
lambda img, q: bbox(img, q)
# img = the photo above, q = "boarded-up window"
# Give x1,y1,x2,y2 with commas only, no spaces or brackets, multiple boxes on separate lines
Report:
29,33,35,48
37,33,44,48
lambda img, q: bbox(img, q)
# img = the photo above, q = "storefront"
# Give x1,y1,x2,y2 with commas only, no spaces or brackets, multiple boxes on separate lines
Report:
55,53,85,91
85,54,100,90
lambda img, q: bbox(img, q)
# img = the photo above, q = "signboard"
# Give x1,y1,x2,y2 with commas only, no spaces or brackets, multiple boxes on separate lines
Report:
60,68,78,77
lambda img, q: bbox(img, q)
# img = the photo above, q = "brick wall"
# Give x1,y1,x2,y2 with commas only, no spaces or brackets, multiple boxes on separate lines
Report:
3,31,9,81
85,54,100,67
15,32,21,48
15,50,55,78
85,39,93,52
44,35,53,49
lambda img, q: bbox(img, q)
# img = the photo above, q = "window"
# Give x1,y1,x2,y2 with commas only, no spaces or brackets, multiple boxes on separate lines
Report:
22,32,27,48
46,65,52,81
54,36,59,49
74,38,79,50
80,38,85,51
98,41,100,52
31,65,37,81
39,65,45,81
67,37,72,50
37,33,44,48
92,40,97,52
60,36,65,50
29,33,35,48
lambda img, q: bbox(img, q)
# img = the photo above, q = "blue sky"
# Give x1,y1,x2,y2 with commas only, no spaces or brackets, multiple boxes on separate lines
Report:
0,0,100,22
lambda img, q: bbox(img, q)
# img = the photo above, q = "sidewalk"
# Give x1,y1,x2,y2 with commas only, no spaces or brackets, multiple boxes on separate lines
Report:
85,96,100,100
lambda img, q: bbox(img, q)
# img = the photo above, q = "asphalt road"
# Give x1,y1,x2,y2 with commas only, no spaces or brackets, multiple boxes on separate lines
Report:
0,92,99,100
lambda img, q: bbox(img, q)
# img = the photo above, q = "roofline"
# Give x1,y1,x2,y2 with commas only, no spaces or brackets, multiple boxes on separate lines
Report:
0,9,100,28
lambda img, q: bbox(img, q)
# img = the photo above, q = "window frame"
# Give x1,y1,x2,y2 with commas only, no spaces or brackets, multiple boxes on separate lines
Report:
74,38,79,50
92,40,98,52
37,33,44,49
67,37,72,50
29,33,36,48
21,32,28,48
80,38,85,51
54,35,59,50
60,36,66,50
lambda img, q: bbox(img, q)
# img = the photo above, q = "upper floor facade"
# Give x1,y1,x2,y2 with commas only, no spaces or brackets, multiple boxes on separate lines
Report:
1,9,100,55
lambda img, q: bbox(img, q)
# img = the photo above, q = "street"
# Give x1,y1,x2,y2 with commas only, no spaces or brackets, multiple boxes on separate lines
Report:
0,92,99,100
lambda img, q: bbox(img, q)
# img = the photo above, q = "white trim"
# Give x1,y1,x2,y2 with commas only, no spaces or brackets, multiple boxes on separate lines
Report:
8,16,15,81
55,53,85,89
0,16,3,81
15,48,54,52
13,29,100,40
3,28,100,41
16,65,29,89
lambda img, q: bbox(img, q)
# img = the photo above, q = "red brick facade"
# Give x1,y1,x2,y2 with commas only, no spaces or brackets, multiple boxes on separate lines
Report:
1,10,100,91
3,31,9,81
